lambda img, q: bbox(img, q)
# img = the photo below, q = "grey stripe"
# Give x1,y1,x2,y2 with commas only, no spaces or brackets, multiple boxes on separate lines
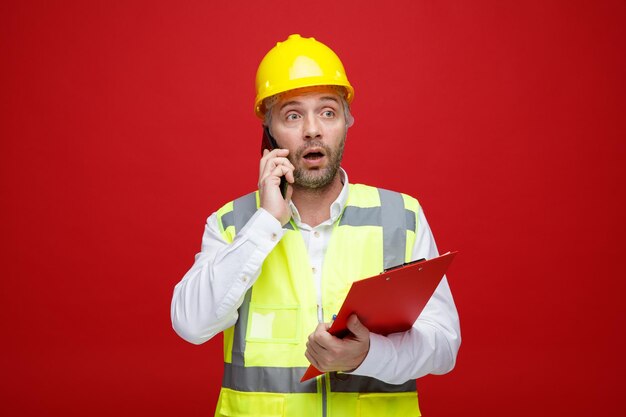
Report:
339,206,415,231
378,188,407,270
228,199,413,233
230,192,260,367
329,373,416,393
221,363,415,394
405,208,416,232
221,211,234,230
222,363,317,393
233,191,258,232
339,206,380,227
231,289,252,366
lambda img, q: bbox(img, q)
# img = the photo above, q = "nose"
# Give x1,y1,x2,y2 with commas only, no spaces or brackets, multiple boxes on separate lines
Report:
303,115,321,140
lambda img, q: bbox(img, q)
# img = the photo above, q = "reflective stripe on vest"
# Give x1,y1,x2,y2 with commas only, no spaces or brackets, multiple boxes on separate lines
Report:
222,361,416,394
217,185,419,396
230,192,256,367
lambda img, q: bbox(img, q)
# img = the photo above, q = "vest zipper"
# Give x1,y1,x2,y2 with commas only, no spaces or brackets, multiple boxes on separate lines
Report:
321,373,328,417
317,260,329,417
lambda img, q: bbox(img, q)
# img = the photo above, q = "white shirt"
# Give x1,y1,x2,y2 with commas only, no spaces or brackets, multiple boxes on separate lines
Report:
171,170,461,384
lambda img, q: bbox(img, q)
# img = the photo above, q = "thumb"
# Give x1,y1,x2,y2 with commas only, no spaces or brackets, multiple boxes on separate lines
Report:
346,314,369,339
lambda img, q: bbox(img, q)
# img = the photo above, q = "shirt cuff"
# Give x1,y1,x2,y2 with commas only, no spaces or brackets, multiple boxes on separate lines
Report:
242,208,285,248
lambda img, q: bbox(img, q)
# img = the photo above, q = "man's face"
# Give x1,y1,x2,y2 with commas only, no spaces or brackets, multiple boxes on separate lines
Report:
269,86,347,189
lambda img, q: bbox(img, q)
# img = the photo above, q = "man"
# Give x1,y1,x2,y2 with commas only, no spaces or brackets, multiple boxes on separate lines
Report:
171,34,460,417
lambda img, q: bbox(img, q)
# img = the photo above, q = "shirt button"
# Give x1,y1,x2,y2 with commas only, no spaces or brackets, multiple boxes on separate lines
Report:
242,275,248,282
271,233,278,242
314,231,320,238
312,267,317,274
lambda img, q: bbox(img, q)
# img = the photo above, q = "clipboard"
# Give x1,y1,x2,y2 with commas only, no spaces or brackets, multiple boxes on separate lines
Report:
301,251,457,382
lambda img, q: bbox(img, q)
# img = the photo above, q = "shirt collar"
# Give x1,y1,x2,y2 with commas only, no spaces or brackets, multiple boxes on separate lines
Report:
289,168,350,228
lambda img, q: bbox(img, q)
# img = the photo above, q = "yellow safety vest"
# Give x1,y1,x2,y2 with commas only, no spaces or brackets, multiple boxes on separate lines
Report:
214,184,422,417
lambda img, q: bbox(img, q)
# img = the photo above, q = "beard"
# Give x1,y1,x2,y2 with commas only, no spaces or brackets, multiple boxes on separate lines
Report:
291,138,345,189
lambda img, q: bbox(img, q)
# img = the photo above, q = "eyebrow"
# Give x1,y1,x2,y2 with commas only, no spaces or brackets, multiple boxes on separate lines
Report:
279,96,340,111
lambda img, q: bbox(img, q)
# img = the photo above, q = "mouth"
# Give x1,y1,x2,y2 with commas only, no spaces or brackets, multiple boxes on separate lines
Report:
302,147,326,161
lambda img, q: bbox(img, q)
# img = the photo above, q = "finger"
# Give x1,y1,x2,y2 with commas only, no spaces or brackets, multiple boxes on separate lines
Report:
269,165,291,182
285,167,295,184
259,149,289,179
308,326,329,349
259,148,272,174
260,165,290,188
266,157,295,174
265,148,289,159
307,326,333,352
305,350,321,370
313,330,337,350
261,158,293,186
306,339,324,357
346,314,369,340
306,344,331,372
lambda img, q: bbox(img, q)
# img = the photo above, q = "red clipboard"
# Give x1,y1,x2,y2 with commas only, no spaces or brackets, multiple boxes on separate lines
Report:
301,251,457,382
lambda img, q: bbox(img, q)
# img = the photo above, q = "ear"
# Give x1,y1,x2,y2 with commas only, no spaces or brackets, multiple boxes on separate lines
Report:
345,113,354,128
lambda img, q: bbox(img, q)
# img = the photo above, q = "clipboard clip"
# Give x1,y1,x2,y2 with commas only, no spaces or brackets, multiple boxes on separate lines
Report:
382,258,426,274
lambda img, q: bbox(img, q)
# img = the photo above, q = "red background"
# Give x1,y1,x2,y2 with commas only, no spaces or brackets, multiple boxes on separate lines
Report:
2,1,625,416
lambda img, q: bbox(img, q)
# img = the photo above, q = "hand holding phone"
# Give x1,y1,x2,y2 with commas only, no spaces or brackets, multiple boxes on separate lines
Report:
259,127,294,226
261,127,289,198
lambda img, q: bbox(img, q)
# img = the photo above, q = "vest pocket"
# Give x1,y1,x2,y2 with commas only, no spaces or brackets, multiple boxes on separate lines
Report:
219,388,286,417
357,392,421,417
246,304,301,344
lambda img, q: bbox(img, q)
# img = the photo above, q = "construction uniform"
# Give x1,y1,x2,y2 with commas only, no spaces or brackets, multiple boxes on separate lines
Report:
172,171,460,417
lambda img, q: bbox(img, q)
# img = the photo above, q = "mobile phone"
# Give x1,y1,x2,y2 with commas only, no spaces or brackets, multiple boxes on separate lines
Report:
261,126,288,198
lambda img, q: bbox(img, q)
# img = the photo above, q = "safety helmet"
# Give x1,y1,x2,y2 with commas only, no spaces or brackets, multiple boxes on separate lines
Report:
254,34,354,118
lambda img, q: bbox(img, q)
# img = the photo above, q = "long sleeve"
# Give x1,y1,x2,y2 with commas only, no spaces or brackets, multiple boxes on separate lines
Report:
350,209,462,384
171,208,284,345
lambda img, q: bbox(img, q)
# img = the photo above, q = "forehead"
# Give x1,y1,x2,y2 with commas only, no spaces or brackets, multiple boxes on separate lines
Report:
275,86,342,108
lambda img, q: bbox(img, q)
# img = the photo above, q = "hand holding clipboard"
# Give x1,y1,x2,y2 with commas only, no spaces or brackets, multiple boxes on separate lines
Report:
301,251,457,382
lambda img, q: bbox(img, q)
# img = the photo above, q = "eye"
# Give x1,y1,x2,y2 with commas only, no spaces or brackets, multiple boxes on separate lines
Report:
286,113,301,121
322,110,335,118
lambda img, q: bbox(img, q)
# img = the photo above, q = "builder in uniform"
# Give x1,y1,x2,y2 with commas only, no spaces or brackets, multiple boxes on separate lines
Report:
171,34,461,417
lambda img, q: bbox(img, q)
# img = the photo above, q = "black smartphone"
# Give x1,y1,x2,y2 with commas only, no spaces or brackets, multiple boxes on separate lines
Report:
261,126,288,198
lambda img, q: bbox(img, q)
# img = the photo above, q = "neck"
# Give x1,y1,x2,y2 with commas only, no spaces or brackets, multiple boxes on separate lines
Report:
291,171,344,227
